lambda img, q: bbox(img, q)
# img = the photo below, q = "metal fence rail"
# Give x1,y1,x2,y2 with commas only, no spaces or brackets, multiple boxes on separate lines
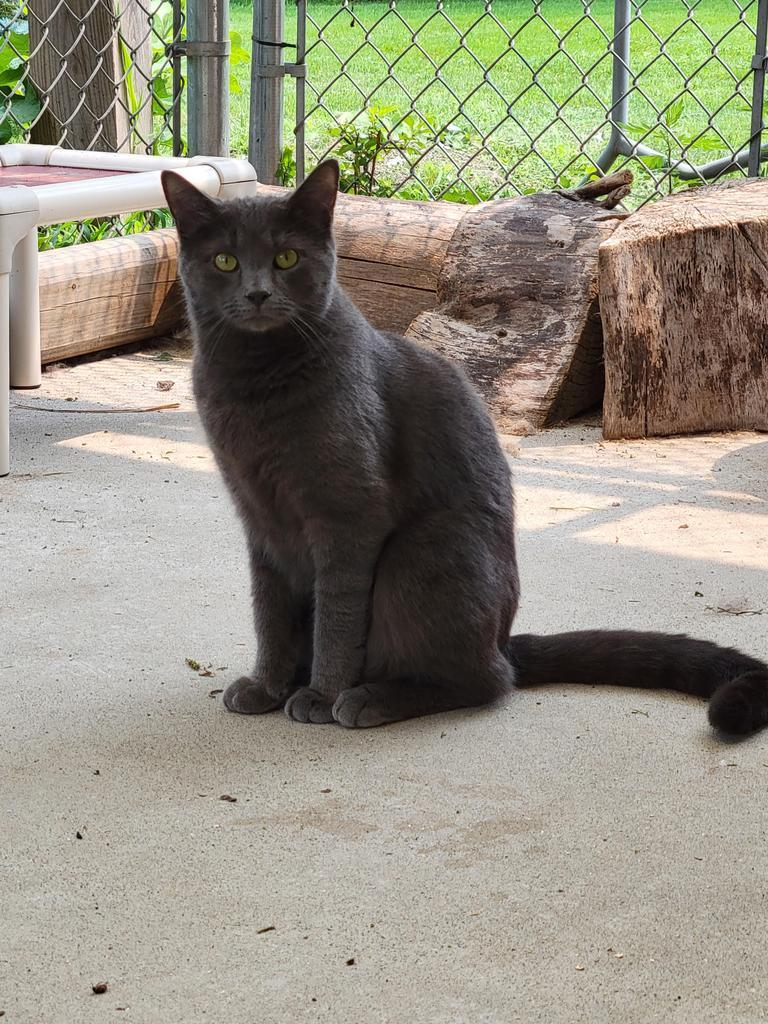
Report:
249,0,768,204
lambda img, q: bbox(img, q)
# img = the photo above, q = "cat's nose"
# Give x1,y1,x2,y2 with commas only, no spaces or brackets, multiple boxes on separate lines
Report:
245,289,271,306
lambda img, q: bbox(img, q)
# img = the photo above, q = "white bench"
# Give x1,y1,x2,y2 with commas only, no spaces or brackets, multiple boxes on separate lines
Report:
0,144,257,476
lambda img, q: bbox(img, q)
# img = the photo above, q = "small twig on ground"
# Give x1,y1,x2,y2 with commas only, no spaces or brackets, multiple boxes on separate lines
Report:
15,402,181,414
14,471,71,478
705,605,764,616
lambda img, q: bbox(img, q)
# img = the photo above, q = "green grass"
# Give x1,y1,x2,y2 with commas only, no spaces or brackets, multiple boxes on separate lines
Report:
229,0,758,202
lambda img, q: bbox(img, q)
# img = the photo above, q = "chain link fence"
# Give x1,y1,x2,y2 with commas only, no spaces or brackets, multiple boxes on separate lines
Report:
0,0,186,245
3,2,766,215
259,0,768,205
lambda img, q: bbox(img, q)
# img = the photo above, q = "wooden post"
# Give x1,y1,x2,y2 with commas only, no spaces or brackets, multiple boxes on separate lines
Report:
28,0,152,153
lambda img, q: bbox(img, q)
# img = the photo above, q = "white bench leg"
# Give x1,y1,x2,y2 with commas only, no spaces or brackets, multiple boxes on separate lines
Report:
0,273,9,476
0,190,41,477
10,227,41,389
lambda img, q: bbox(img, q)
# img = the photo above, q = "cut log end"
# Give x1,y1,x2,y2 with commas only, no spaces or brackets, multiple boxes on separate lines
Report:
600,178,768,438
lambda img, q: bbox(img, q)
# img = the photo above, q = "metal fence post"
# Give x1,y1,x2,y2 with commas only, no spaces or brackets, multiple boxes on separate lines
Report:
594,0,631,174
250,0,286,184
295,0,307,184
171,0,184,157
748,0,768,176
186,0,230,157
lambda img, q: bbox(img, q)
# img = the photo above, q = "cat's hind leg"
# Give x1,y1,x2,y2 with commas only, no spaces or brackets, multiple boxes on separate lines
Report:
333,510,517,728
331,658,513,728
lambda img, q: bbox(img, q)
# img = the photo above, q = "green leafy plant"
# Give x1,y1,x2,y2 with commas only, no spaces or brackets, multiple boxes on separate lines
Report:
327,105,471,196
554,158,601,192
439,184,483,204
0,17,41,144
38,208,173,251
618,96,725,193
327,105,401,195
277,109,492,202
275,144,297,187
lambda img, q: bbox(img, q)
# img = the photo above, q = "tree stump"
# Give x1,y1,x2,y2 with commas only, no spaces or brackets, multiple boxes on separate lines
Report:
600,178,768,439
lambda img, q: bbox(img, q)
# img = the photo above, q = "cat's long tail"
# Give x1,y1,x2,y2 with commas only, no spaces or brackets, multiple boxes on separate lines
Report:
504,630,768,735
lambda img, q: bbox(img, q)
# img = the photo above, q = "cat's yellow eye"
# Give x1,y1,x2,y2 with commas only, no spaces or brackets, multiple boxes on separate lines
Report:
213,252,238,272
274,249,299,270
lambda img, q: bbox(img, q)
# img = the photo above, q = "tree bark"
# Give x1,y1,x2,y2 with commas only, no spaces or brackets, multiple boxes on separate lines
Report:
406,174,629,432
28,0,152,153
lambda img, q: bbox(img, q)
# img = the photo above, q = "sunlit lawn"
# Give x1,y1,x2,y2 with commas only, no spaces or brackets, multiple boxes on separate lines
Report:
231,1,756,200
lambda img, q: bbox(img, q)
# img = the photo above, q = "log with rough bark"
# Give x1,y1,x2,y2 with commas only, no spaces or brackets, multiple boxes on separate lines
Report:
39,175,632,431
600,178,768,439
406,173,630,432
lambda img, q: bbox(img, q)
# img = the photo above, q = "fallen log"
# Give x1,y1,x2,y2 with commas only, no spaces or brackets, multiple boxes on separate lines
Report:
39,175,630,430
39,229,183,363
600,178,768,439
406,173,630,432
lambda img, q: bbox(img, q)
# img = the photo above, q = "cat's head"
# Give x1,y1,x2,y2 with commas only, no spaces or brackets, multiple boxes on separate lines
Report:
161,160,339,334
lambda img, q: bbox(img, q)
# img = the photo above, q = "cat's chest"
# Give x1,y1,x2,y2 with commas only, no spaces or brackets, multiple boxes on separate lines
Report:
201,397,275,462
208,408,305,517
200,397,315,569
245,474,312,587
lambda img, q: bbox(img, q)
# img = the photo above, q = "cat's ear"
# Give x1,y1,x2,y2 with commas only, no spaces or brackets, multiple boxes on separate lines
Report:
161,171,219,239
287,160,339,231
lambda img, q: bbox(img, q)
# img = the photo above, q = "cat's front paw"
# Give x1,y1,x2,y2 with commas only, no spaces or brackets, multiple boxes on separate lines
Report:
332,685,386,728
223,676,285,715
284,686,335,724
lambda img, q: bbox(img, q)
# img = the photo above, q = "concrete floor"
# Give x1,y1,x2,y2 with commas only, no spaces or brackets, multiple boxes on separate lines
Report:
2,339,768,1024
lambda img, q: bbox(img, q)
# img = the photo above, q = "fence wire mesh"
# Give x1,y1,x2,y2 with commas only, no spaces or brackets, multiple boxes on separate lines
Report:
4,2,766,215
0,0,184,245
294,0,767,204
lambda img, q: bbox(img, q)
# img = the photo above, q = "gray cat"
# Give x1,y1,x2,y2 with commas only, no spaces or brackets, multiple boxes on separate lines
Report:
162,162,768,733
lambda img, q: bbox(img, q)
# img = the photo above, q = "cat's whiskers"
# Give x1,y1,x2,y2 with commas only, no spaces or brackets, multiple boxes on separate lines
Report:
289,311,327,358
198,313,229,365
